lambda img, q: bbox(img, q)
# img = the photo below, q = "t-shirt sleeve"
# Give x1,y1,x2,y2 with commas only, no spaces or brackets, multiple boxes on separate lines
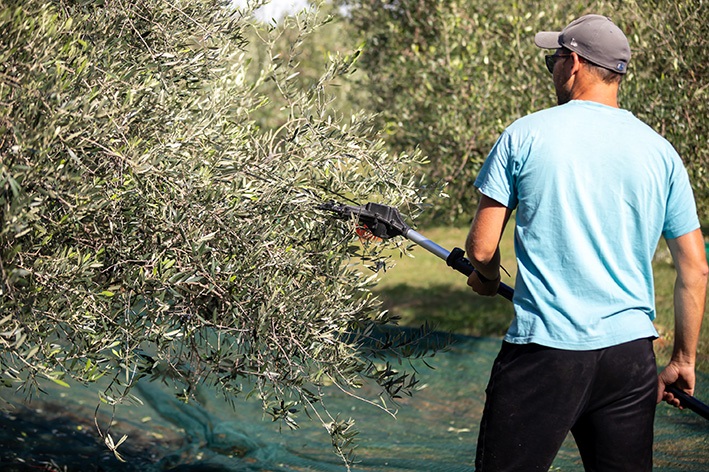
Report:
662,153,700,239
474,130,518,209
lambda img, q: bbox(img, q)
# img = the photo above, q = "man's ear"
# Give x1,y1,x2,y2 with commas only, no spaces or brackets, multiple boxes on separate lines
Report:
570,52,584,75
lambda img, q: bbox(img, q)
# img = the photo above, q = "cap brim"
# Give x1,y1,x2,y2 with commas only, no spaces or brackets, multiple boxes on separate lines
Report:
534,31,561,49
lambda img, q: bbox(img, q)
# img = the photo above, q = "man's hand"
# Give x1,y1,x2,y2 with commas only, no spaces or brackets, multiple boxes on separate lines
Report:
467,270,501,297
657,361,695,408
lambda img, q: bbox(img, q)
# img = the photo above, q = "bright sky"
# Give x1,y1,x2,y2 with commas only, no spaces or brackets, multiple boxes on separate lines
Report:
232,0,312,22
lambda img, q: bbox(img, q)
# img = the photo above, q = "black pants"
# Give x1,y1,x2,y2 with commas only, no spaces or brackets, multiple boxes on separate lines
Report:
475,338,657,471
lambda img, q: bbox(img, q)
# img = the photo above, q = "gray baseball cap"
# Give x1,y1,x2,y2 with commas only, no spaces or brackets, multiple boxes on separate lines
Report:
534,14,631,74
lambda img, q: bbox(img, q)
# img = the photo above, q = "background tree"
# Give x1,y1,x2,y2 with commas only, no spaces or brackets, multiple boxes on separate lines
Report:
243,0,369,131
339,0,708,224
0,0,435,465
621,0,708,220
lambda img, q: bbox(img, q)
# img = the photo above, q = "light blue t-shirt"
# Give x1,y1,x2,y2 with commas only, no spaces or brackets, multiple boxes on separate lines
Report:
475,100,700,350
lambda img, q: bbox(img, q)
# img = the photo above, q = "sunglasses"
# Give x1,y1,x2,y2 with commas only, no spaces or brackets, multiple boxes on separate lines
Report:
545,54,571,74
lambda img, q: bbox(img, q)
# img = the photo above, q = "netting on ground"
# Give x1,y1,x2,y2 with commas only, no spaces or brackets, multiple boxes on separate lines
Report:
1,335,707,471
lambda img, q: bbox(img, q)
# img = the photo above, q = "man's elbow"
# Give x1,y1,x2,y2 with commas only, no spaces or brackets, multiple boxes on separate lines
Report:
698,259,709,283
668,229,709,287
468,243,497,266
680,258,709,292
690,250,709,283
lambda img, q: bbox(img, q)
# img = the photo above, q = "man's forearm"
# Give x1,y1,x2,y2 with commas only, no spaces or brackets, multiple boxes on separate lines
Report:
672,264,707,364
465,195,511,281
667,229,708,364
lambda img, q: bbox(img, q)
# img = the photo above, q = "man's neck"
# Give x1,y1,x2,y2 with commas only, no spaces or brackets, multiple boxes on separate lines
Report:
570,74,620,108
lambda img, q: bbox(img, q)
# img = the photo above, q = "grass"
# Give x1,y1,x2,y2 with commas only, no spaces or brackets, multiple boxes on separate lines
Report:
373,225,516,337
371,223,709,371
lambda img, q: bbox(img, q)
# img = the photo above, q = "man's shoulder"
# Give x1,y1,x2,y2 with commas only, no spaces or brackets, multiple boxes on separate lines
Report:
506,104,571,132
509,101,669,142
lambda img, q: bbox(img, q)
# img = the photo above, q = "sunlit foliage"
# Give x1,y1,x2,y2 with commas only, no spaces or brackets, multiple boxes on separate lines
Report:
0,0,436,465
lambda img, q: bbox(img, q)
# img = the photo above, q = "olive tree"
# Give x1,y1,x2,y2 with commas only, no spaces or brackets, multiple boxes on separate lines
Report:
620,0,708,219
0,0,435,465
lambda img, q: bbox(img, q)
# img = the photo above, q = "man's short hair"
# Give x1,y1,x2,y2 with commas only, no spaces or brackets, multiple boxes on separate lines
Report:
558,47,623,84
584,59,624,85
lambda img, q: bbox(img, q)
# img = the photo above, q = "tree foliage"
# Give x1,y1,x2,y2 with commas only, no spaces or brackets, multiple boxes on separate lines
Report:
340,0,708,223
0,0,435,464
621,0,708,220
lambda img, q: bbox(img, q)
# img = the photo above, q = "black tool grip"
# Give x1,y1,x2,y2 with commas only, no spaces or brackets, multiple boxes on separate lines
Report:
666,385,709,420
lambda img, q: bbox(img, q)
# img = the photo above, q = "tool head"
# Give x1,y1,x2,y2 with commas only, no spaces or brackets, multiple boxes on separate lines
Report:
318,201,411,240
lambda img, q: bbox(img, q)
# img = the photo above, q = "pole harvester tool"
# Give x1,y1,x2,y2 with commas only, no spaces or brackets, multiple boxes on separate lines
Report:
318,201,514,301
320,200,709,421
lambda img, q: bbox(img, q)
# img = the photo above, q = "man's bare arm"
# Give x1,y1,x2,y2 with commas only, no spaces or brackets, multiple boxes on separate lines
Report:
465,195,512,296
657,228,708,406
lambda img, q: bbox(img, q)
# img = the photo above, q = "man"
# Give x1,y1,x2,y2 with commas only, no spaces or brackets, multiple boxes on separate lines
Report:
465,14,707,471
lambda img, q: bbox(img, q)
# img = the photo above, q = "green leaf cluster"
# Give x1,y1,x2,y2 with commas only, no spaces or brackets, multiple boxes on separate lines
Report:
0,0,437,464
340,0,708,224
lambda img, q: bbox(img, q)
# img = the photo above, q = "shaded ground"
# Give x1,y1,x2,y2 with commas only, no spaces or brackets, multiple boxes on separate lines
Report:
377,283,513,336
1,336,707,471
